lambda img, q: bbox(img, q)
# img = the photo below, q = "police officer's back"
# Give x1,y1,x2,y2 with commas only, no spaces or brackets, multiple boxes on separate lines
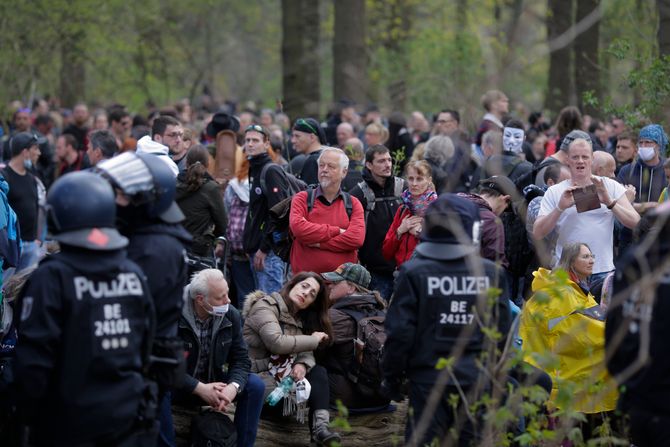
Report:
12,172,157,446
382,194,511,446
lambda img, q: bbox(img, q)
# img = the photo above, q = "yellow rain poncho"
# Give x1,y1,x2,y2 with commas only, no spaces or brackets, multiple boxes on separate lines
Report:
519,268,618,413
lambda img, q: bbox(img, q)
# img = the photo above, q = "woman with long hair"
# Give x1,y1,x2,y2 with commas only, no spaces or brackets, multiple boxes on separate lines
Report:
519,242,618,415
382,160,437,267
242,272,340,446
176,144,227,262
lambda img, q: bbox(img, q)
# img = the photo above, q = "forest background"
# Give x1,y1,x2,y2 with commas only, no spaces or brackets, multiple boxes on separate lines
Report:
1,0,670,130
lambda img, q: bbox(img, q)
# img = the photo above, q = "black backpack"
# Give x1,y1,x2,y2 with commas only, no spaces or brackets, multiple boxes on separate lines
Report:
259,163,307,197
332,302,387,397
356,178,404,224
190,410,237,447
267,187,353,262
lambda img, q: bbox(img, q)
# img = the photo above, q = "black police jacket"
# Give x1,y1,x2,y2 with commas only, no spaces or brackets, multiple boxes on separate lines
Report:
127,221,191,339
606,240,670,415
177,303,251,396
382,251,511,385
13,247,155,446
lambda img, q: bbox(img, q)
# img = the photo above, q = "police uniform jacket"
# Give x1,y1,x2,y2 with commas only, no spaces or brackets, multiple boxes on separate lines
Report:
178,302,251,395
382,251,511,385
126,221,191,339
13,247,155,446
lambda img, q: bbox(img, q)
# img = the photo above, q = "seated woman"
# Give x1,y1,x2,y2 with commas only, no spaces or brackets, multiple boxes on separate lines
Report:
382,160,436,268
519,242,618,414
242,272,340,446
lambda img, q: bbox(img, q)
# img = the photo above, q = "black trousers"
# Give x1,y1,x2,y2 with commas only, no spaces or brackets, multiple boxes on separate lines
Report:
629,406,670,447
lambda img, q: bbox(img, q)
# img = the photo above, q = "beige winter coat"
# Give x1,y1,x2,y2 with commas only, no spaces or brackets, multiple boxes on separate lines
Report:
242,291,319,374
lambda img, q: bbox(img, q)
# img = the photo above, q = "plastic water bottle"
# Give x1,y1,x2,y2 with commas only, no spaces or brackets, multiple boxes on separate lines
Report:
266,376,294,406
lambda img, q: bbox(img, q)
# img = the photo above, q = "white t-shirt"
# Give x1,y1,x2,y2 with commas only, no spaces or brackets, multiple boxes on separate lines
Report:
538,177,626,273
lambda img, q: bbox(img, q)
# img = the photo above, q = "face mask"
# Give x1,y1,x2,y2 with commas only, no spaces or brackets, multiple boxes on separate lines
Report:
638,146,656,161
503,127,525,153
205,300,229,317
23,159,32,169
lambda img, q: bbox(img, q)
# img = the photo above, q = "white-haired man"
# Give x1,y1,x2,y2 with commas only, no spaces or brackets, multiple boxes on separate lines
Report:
175,269,264,447
289,147,365,274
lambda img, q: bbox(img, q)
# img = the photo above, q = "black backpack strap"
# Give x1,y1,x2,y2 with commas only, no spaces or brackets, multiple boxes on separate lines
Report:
259,163,272,196
343,192,353,219
307,186,316,213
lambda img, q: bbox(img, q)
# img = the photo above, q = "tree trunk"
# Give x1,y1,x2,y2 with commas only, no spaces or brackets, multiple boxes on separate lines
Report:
385,0,412,111
333,0,367,105
658,0,670,56
281,0,321,120
574,0,601,116
545,0,574,114
59,30,86,108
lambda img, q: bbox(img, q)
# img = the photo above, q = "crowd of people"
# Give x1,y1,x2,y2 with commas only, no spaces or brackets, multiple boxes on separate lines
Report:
0,91,668,447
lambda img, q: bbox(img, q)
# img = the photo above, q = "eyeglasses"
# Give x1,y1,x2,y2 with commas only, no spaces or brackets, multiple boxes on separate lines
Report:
579,254,596,260
164,132,184,139
295,118,317,134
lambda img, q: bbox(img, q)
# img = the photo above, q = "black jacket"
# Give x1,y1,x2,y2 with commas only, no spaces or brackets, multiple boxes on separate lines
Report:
126,221,191,339
176,173,228,256
382,251,510,385
13,247,155,446
606,233,670,415
298,149,322,187
349,169,404,275
177,303,251,396
244,153,292,255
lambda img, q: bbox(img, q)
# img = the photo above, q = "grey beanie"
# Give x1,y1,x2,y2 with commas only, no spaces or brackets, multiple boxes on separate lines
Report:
560,130,592,152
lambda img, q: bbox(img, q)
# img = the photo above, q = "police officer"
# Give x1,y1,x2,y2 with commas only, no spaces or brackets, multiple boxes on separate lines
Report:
381,194,511,447
95,151,191,447
606,202,670,446
12,172,158,446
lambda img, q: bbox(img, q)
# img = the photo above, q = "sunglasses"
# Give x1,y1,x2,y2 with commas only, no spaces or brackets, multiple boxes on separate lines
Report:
245,124,269,137
295,118,318,134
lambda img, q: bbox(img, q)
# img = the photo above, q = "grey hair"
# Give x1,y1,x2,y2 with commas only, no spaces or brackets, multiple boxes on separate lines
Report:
567,137,593,153
557,242,591,273
424,135,455,166
482,130,503,154
188,268,225,300
318,146,349,170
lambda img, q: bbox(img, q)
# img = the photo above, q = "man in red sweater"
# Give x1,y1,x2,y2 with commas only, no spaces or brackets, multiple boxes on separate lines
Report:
289,147,365,274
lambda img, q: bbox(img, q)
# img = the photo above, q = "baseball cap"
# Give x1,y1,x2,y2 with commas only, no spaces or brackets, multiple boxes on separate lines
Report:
9,132,40,156
479,175,517,197
322,262,371,290
415,193,481,261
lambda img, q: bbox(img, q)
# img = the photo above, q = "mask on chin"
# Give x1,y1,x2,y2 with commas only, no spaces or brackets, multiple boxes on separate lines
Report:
23,159,33,169
503,127,525,154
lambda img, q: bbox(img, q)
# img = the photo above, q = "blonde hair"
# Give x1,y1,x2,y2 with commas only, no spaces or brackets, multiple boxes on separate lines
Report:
365,122,389,144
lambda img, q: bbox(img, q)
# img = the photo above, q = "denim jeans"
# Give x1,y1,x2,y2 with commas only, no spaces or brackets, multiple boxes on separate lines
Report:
235,373,265,447
250,251,285,294
157,392,176,447
369,272,395,303
231,258,256,310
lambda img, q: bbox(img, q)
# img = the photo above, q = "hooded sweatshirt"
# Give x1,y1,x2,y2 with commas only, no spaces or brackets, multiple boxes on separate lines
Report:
136,135,179,177
616,156,667,204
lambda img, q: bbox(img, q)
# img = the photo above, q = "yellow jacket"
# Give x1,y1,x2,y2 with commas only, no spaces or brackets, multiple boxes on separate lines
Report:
519,268,618,413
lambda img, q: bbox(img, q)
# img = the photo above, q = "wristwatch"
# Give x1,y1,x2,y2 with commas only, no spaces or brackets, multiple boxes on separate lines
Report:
607,199,618,210
231,382,241,394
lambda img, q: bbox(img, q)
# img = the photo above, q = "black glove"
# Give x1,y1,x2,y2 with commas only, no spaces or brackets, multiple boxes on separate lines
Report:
380,378,405,402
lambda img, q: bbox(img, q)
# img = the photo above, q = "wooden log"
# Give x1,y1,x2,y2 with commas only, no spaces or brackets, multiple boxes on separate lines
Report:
174,400,408,446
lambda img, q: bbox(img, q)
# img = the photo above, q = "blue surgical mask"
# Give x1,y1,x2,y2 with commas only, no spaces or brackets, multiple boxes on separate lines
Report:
23,159,33,169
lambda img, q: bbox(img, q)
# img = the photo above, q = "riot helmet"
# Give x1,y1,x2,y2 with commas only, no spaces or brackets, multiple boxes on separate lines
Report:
47,171,128,250
95,151,184,224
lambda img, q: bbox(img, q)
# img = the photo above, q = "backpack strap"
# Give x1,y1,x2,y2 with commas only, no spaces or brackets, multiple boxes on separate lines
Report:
307,187,353,220
259,163,273,196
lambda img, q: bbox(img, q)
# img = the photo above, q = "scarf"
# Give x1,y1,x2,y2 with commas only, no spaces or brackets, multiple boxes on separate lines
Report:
402,189,437,217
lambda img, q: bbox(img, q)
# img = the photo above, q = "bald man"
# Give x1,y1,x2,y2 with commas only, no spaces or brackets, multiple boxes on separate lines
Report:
336,122,355,148
592,151,616,179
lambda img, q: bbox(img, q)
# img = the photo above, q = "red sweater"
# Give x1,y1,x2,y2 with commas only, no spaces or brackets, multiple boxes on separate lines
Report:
382,205,419,267
289,190,365,274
